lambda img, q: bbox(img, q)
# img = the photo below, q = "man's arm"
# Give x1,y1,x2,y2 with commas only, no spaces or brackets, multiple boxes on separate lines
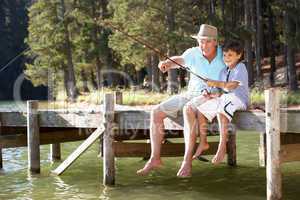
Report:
158,56,184,73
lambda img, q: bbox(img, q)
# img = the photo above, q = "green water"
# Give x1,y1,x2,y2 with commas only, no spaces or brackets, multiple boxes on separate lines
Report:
1,132,299,200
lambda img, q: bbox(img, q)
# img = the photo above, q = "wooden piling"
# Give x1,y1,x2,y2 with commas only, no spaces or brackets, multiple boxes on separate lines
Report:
0,148,2,169
0,118,2,169
50,143,61,161
259,132,267,167
265,89,282,200
27,100,40,174
103,93,115,185
227,127,237,166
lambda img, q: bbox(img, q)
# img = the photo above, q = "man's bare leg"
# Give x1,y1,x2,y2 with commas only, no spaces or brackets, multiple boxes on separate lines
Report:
192,112,209,159
212,113,229,164
137,108,167,175
177,105,198,177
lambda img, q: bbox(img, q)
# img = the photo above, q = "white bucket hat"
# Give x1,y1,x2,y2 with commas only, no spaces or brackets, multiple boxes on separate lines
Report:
191,24,218,40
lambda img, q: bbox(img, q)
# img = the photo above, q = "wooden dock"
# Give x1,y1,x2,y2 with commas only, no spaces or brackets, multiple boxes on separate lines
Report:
0,90,299,200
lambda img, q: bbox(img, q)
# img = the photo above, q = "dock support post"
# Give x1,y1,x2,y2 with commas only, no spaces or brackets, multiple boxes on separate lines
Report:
259,132,267,167
0,148,2,169
50,143,61,161
27,100,40,174
265,89,281,200
0,120,2,169
227,126,237,166
103,93,115,185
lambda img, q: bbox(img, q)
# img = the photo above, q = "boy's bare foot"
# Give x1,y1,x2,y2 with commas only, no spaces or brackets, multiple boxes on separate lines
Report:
176,161,192,178
212,145,226,165
136,159,163,176
192,142,209,160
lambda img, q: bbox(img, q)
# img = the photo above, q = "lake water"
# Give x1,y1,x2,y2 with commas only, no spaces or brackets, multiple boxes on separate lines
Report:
1,132,299,200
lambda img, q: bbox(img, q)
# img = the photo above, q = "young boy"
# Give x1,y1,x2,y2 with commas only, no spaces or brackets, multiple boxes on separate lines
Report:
193,39,249,165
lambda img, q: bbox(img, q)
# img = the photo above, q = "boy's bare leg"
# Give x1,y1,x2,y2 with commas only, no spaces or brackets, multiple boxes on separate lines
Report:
192,112,210,159
137,108,167,175
212,113,229,164
177,105,198,177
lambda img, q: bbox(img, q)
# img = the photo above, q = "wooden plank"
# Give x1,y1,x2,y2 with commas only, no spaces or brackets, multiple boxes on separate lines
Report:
51,125,105,175
0,108,299,133
265,89,282,200
280,144,300,163
103,93,115,186
0,129,92,148
114,142,219,157
50,143,61,161
281,132,300,145
27,100,40,174
227,129,237,166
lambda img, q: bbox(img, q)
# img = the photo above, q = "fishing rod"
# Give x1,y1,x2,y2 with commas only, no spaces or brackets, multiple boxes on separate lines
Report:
97,19,208,82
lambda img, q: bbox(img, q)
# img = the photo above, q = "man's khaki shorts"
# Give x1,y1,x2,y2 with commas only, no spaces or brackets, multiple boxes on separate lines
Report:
156,92,208,119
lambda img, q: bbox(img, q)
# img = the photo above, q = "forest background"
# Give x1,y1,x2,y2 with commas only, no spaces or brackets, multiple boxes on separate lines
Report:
0,0,299,103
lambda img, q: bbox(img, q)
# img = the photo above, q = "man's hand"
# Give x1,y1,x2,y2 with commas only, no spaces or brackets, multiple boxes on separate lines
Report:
158,61,170,73
201,89,210,98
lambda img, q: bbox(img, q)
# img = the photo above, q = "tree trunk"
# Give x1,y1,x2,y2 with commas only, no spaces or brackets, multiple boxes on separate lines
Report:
90,69,98,90
63,67,70,98
80,70,90,93
146,54,152,91
165,0,178,94
268,3,276,87
255,0,263,80
151,54,160,92
244,0,254,86
60,0,78,101
91,0,102,90
221,0,226,35
284,6,298,91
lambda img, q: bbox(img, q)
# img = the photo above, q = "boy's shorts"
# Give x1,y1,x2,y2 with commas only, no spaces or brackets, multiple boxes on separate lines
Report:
197,93,247,122
156,92,208,119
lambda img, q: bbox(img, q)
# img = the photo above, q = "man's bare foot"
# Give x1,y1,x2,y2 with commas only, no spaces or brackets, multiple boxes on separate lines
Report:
176,161,192,178
192,142,209,160
212,145,226,165
136,159,163,176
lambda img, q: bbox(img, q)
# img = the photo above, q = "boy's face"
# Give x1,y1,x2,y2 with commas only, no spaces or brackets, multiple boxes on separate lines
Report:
223,50,242,68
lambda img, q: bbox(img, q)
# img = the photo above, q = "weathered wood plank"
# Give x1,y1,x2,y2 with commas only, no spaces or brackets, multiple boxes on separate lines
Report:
0,129,92,148
27,101,40,174
0,108,299,133
265,89,282,200
281,133,300,145
280,144,300,163
114,142,219,157
51,125,105,175
103,93,115,186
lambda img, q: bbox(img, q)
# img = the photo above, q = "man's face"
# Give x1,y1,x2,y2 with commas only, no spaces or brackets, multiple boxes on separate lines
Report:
198,38,217,58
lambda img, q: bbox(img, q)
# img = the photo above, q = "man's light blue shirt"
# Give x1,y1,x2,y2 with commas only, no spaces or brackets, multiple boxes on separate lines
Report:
182,46,225,95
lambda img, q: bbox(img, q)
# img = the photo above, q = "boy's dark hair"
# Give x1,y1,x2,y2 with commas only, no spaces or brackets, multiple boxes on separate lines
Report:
222,39,244,55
